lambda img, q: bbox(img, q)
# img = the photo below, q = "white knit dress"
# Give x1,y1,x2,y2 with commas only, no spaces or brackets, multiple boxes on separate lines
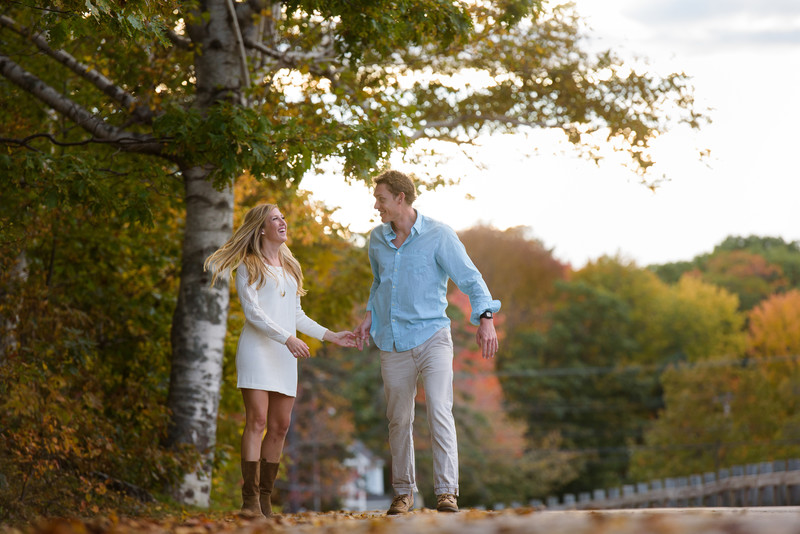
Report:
235,263,327,397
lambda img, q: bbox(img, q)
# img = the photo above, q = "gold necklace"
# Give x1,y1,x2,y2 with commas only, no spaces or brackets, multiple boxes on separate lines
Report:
278,267,286,297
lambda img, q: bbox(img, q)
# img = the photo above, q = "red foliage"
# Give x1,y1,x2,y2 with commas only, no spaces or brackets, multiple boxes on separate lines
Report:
448,291,527,457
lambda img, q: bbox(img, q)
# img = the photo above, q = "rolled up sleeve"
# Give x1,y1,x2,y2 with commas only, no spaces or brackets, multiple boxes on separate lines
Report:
436,227,501,325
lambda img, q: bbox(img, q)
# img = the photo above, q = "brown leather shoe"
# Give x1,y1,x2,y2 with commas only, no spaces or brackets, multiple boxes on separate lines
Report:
436,493,458,512
387,493,413,515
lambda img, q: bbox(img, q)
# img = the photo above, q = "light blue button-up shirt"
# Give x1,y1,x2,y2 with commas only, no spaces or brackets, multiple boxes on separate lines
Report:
366,212,501,352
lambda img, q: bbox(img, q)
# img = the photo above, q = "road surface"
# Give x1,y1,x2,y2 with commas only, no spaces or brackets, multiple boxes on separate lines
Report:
9,507,800,534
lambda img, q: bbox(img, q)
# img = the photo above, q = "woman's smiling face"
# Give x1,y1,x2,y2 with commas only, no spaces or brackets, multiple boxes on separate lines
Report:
261,207,287,245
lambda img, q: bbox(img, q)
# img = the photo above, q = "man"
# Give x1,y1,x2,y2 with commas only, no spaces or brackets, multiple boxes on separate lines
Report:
354,170,500,514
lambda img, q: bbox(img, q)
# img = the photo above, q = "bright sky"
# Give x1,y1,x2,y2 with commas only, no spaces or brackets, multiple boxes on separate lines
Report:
301,0,800,268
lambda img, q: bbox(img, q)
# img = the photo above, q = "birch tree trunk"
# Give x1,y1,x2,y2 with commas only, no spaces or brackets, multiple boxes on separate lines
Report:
165,0,246,507
167,168,234,506
1,252,28,364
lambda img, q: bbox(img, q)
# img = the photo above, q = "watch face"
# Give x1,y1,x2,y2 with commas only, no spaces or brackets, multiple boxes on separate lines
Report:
481,311,493,319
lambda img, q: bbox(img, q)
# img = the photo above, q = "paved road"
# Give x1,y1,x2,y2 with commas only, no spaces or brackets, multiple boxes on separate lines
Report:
10,507,800,534
273,507,800,534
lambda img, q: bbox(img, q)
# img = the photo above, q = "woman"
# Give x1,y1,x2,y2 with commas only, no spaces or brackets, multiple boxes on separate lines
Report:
205,203,356,517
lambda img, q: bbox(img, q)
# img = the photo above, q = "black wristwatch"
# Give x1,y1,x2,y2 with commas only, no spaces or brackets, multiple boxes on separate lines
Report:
480,310,493,320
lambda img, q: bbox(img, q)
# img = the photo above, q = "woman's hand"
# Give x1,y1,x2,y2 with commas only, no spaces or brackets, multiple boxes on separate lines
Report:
324,330,358,348
285,335,311,358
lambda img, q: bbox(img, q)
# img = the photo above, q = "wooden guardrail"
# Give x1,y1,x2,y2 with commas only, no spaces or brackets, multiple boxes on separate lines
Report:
538,459,800,510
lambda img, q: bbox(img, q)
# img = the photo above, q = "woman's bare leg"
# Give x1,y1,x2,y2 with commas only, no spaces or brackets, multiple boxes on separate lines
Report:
241,388,269,461
261,392,294,462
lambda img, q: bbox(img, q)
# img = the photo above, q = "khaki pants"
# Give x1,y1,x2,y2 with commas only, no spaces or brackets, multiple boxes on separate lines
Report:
380,327,458,496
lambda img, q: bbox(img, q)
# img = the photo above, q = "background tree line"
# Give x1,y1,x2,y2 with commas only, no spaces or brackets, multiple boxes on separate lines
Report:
472,229,800,500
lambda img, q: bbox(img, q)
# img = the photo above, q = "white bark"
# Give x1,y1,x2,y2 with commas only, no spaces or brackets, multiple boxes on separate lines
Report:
166,0,250,507
186,0,249,108
167,167,234,506
1,253,28,363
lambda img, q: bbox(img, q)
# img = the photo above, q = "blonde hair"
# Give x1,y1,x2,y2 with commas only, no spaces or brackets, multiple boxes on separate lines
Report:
204,203,306,295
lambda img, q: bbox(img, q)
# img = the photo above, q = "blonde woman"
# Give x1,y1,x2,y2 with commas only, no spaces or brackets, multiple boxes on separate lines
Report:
205,203,356,517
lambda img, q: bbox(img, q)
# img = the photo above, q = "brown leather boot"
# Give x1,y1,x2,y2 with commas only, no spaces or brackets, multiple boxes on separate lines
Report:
240,460,265,518
259,459,280,517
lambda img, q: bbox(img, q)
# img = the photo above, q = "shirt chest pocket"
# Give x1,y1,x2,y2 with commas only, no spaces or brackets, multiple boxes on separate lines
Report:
405,252,437,277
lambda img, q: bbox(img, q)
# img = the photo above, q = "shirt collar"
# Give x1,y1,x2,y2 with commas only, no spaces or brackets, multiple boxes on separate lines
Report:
411,210,424,235
383,209,424,241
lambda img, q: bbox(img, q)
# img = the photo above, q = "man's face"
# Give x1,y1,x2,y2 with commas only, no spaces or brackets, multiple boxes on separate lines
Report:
373,183,403,223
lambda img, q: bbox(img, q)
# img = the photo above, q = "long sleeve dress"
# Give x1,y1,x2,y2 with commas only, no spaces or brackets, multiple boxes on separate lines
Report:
235,263,327,397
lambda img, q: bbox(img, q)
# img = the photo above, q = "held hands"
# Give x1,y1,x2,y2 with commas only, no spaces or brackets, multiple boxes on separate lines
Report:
324,330,358,348
289,331,358,358
353,312,372,351
477,318,499,359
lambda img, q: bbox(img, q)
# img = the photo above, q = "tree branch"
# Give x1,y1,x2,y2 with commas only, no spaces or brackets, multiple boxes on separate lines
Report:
0,133,171,151
6,1,75,14
0,135,43,152
224,0,251,88
243,38,338,78
248,0,281,71
0,15,154,124
243,38,283,62
409,114,550,141
0,54,165,157
165,29,192,50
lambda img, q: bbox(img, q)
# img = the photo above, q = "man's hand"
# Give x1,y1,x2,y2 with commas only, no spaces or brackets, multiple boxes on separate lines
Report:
324,330,358,348
354,312,372,350
476,318,498,359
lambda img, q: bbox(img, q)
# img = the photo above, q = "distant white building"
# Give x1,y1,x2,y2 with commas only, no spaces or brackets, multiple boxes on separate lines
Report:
341,441,389,511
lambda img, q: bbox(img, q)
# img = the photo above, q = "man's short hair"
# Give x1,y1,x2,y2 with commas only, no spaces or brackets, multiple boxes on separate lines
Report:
373,170,417,205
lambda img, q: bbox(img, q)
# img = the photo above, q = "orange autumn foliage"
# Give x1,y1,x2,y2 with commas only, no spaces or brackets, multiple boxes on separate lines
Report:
448,290,527,458
747,289,800,359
